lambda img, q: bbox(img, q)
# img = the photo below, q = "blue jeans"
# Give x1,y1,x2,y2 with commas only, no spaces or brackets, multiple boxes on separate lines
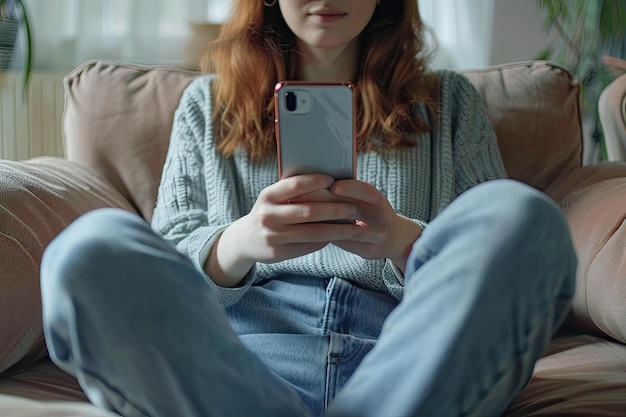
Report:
40,179,576,417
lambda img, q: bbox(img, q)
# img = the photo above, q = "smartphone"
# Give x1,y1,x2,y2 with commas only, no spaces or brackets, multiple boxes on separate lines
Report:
274,81,356,180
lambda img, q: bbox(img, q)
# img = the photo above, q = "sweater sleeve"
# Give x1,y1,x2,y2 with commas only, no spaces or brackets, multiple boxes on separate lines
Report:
151,77,256,307
444,71,507,194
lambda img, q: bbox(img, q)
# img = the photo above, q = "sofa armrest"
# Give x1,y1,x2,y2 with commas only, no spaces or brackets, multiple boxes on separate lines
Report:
0,157,135,375
546,162,626,343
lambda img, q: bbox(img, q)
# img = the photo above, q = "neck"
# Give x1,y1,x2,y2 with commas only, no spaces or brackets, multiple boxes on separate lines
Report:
295,40,359,82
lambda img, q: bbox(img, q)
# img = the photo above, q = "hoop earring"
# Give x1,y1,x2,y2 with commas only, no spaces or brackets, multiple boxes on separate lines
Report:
264,0,277,6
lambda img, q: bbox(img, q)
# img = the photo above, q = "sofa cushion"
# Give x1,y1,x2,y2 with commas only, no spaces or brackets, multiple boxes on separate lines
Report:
547,163,626,344
63,61,200,222
0,393,118,417
504,334,626,416
0,157,134,375
463,61,582,191
62,60,582,224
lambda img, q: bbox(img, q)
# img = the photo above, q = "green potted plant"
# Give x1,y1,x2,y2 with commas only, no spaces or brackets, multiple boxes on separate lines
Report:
0,0,33,93
537,0,626,160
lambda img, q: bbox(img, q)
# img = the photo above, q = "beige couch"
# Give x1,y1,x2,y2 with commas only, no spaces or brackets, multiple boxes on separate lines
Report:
1,59,626,416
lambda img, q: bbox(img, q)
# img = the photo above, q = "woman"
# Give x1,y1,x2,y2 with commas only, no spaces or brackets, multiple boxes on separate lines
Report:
41,1,577,416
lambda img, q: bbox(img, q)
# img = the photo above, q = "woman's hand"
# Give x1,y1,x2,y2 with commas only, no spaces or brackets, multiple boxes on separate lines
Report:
301,179,423,273
205,174,363,287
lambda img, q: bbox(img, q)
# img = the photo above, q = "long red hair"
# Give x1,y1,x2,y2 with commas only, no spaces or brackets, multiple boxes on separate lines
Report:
201,0,437,160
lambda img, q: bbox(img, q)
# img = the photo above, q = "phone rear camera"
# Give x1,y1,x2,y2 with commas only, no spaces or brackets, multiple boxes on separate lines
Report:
285,92,297,112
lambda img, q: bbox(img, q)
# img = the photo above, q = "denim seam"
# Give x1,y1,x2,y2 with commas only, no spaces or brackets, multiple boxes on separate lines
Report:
321,278,337,336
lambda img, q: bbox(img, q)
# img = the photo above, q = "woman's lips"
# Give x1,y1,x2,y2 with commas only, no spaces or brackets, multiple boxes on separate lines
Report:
309,11,346,23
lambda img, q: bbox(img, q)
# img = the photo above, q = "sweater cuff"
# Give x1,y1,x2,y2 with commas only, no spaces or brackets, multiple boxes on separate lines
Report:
414,219,428,231
204,264,258,308
182,225,257,307
382,259,405,301
382,219,428,300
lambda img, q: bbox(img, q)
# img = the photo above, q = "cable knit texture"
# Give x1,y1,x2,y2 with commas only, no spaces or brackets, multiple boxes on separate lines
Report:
151,71,507,306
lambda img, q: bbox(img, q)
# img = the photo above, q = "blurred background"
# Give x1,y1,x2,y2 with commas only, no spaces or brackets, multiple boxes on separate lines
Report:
1,0,624,163
4,0,554,72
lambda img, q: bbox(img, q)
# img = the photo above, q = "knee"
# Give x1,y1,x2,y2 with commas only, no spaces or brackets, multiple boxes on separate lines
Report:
42,208,146,267
41,208,149,299
470,180,576,292
468,180,571,242
40,209,156,368
427,180,576,282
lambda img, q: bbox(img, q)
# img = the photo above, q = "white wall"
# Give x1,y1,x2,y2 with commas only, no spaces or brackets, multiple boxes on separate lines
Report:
490,0,558,66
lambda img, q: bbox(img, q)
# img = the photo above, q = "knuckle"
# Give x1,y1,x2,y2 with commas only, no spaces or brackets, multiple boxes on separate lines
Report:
257,186,272,202
265,247,279,261
299,204,314,220
257,208,274,227
258,229,272,245
286,176,304,193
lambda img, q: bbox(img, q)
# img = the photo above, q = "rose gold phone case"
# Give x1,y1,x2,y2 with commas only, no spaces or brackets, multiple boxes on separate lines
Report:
274,81,356,180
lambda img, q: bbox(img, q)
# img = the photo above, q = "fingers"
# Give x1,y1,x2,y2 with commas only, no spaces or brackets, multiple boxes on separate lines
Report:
289,222,362,243
268,200,358,226
288,189,342,203
330,180,381,205
262,174,335,203
259,220,362,248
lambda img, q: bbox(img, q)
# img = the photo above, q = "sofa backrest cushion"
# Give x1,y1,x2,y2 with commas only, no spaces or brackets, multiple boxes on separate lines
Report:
63,60,583,222
63,61,199,221
463,61,582,190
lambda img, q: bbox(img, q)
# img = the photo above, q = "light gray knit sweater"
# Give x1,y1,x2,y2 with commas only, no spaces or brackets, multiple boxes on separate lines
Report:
151,71,506,306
